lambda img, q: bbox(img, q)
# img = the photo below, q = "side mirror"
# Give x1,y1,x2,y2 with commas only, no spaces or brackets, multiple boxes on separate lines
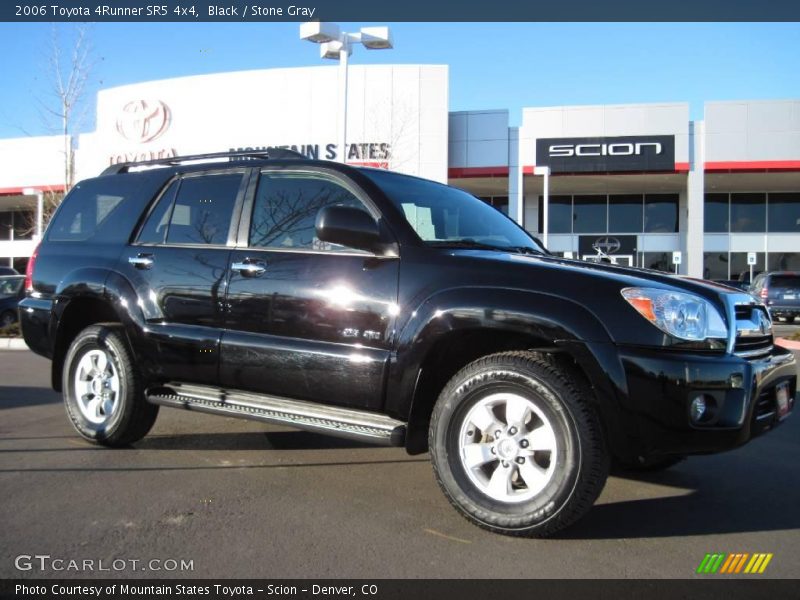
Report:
315,205,381,253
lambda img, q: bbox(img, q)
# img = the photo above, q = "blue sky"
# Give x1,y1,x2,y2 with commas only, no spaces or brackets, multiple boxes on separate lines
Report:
0,22,798,138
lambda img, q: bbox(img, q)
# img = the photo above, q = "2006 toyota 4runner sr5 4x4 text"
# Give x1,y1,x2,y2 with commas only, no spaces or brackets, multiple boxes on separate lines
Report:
20,150,796,537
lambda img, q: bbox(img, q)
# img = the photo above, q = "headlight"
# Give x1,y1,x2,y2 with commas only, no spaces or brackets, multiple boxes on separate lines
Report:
621,287,728,341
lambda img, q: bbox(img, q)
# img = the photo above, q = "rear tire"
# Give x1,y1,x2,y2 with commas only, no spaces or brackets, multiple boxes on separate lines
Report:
63,324,158,447
429,351,609,537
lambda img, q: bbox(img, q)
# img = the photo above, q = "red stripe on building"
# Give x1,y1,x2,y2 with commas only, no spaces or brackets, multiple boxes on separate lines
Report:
450,165,690,178
0,185,67,195
448,166,510,178
705,160,800,172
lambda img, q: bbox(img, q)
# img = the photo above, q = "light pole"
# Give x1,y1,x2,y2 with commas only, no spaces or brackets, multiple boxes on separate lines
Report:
533,166,551,248
300,22,394,164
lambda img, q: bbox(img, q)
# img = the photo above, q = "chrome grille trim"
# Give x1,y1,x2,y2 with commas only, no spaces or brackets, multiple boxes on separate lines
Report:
722,293,774,359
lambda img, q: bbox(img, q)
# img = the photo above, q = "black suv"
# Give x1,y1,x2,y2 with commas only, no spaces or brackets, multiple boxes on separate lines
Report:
20,151,797,537
750,271,800,323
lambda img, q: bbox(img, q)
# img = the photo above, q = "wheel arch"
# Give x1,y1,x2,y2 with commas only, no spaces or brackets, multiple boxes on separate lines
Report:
51,270,146,392
388,288,629,458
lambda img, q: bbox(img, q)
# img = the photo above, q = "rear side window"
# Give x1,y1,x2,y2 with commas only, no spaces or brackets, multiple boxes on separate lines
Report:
49,186,124,241
47,173,167,243
165,174,243,246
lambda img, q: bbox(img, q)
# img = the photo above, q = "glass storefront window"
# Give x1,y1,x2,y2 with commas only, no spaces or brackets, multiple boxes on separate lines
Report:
0,211,11,241
703,252,729,280
704,193,729,233
539,195,572,234
572,195,607,233
480,196,509,216
730,193,766,233
642,252,673,273
767,192,800,233
644,194,678,233
730,252,766,284
608,194,643,233
768,252,800,272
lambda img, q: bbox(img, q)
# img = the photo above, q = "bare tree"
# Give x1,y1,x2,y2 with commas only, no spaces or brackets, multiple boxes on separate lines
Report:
39,24,95,193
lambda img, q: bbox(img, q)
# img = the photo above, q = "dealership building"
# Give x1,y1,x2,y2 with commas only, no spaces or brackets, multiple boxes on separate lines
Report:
1,64,799,281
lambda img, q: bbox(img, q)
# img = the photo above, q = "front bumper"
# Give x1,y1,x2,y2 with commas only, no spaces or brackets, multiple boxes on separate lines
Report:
767,305,800,318
617,344,796,458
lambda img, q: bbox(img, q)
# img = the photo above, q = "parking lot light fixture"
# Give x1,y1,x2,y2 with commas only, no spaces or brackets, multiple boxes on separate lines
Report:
300,23,394,164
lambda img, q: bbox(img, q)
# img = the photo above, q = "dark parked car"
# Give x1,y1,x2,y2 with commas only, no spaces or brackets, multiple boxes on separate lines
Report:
19,150,796,538
750,272,800,323
0,266,19,276
0,275,25,327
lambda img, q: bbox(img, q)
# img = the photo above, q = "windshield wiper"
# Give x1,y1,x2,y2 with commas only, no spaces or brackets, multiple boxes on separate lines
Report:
506,246,543,256
428,240,543,255
428,239,512,252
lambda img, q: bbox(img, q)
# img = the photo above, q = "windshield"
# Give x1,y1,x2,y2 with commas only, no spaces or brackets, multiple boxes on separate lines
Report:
0,276,23,296
362,170,544,253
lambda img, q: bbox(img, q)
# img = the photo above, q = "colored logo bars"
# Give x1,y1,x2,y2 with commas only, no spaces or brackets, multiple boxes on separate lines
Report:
697,553,773,574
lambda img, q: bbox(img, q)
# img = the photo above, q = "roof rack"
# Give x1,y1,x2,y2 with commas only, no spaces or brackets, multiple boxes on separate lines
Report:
100,148,309,176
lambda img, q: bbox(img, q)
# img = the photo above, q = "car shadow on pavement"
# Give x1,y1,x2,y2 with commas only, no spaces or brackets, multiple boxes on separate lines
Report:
138,430,380,451
558,460,800,539
0,386,61,409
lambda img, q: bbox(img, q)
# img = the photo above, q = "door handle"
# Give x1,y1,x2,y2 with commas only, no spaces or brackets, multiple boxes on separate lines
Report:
231,260,267,277
128,254,154,270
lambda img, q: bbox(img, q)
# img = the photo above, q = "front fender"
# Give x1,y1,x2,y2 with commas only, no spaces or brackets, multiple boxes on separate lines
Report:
387,287,637,459
387,286,615,418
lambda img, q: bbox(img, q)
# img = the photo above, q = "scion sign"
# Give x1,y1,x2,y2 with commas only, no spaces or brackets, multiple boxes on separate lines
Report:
536,135,675,173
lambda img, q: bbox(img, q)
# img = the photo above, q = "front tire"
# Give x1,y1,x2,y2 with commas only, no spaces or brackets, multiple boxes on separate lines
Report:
63,324,158,447
429,351,608,537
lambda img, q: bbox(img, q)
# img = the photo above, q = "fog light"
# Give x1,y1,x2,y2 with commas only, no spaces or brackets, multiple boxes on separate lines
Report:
690,396,707,424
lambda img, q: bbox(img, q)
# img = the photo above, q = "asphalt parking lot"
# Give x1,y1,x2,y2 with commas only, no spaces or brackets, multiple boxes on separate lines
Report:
1,338,799,580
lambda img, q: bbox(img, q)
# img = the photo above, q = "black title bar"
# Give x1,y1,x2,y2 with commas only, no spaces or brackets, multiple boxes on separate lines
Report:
2,579,800,600
3,0,800,22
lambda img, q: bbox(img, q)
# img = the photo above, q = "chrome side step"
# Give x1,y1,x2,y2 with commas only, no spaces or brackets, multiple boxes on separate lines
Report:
146,382,406,447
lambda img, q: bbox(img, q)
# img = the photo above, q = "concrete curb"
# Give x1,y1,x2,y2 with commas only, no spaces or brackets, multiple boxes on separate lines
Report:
0,337,29,350
776,337,800,351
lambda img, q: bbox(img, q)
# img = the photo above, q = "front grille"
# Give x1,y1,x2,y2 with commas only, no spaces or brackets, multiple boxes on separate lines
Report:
733,303,773,359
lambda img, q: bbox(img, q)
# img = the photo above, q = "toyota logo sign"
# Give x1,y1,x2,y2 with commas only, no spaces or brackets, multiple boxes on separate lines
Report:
116,100,171,143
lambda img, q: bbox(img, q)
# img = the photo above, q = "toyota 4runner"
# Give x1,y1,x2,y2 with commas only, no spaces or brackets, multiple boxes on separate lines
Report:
19,150,797,537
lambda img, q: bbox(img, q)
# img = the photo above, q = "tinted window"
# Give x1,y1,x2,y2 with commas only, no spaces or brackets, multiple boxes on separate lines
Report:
730,193,766,233
137,181,178,245
573,195,607,234
704,193,729,233
769,275,800,290
165,174,242,246
250,172,365,250
49,185,124,241
609,194,643,233
48,174,166,243
767,193,800,233
364,170,542,251
644,194,678,233
0,276,23,296
539,195,572,234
